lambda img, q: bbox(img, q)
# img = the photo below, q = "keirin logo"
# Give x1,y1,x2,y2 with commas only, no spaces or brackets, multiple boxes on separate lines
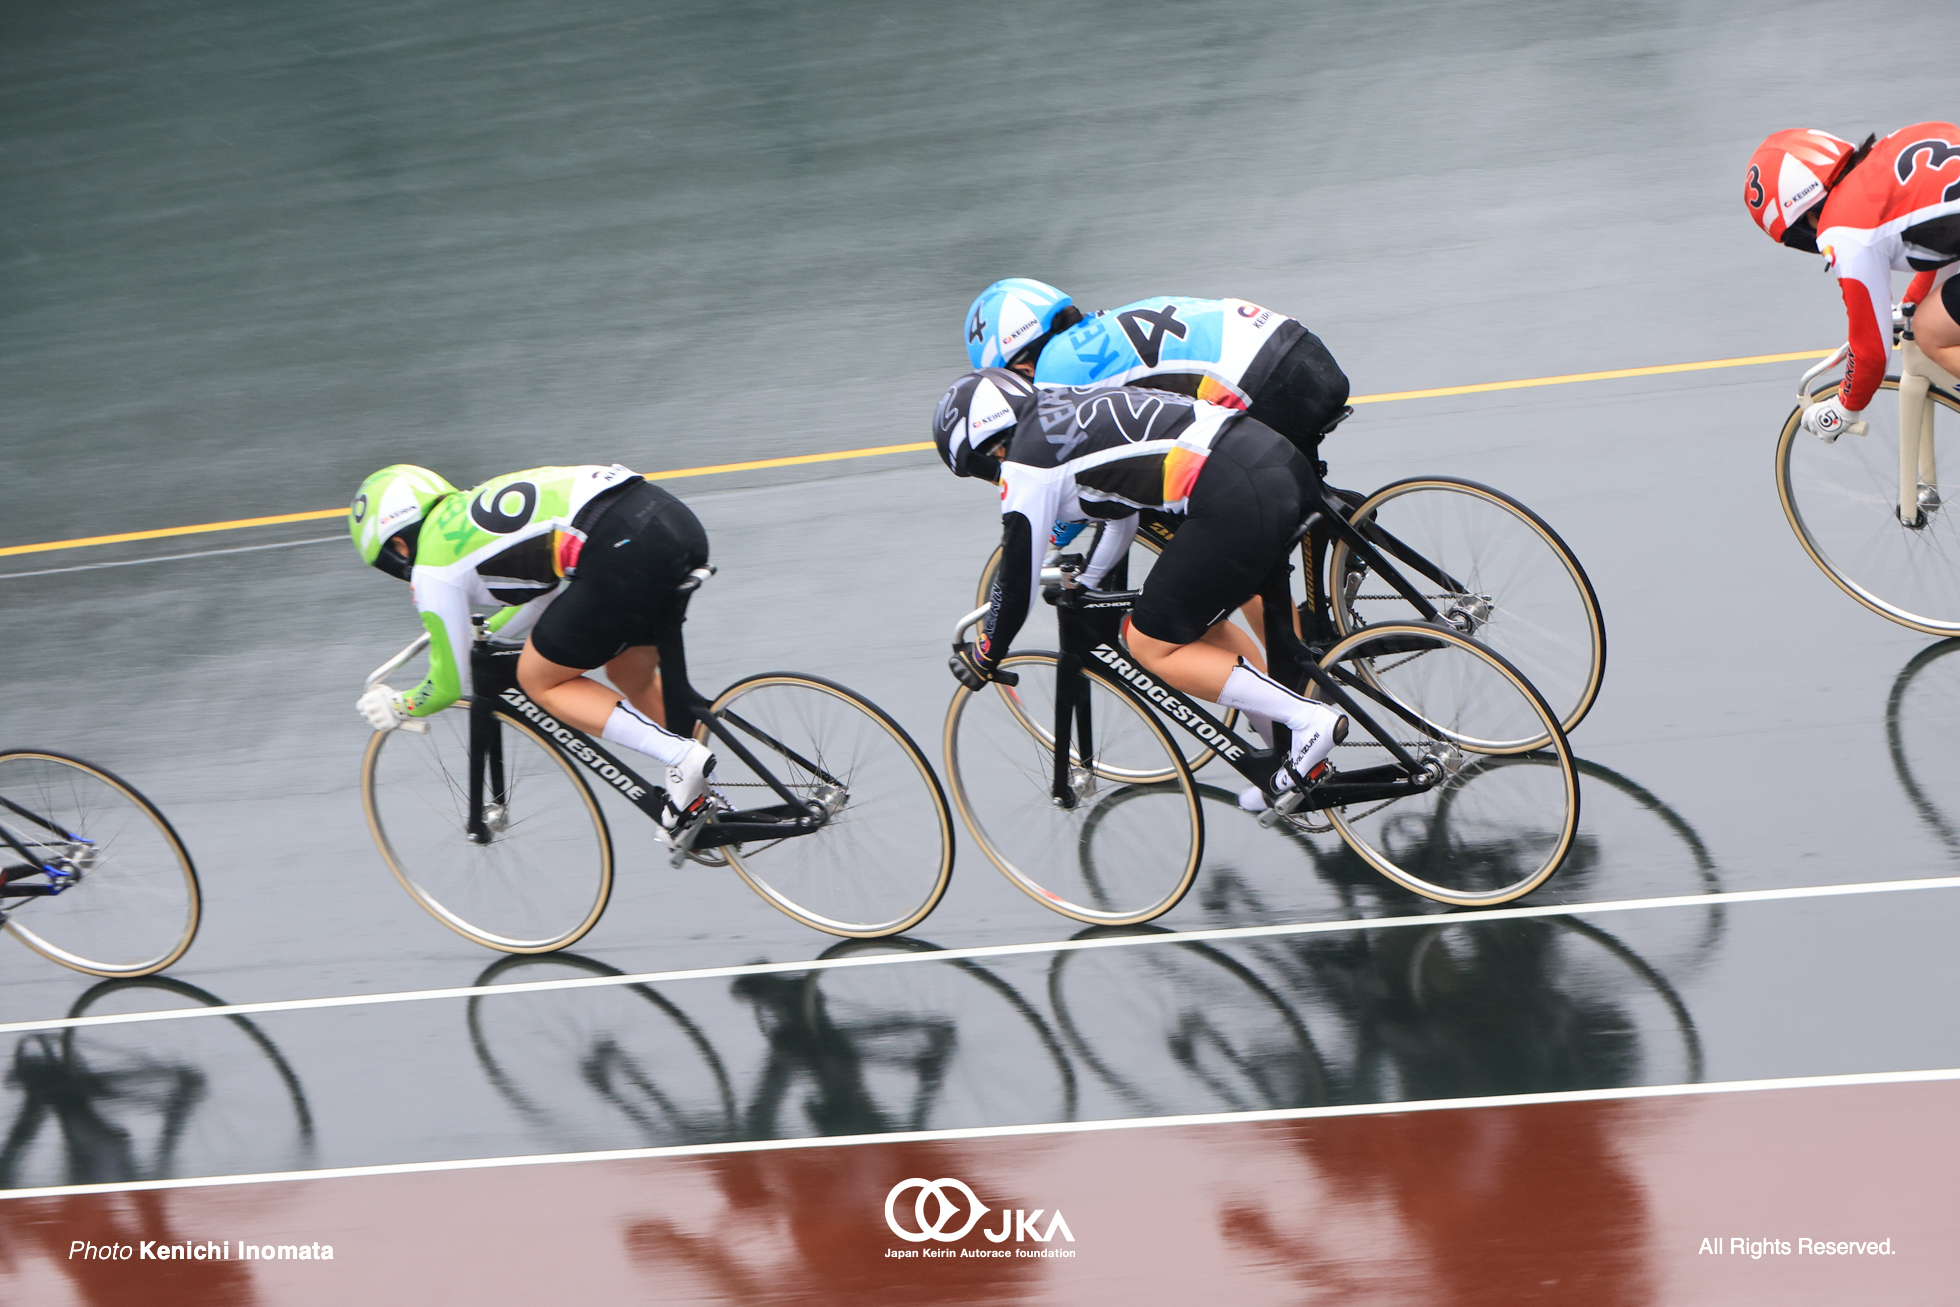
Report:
885,1178,990,1243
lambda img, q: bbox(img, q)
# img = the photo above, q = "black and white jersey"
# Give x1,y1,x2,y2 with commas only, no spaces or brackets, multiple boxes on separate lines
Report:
949,370,1243,659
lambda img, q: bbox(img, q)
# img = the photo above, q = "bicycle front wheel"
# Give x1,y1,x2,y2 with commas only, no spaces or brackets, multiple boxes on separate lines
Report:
1776,377,1960,634
1320,623,1579,906
698,674,953,938
0,751,200,978
1329,476,1605,739
944,652,1203,925
362,706,613,953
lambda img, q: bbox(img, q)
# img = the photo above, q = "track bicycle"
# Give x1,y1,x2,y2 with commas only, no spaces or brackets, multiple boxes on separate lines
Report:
945,513,1582,925
974,424,1606,745
0,751,201,977
1778,301,1960,634
359,568,955,953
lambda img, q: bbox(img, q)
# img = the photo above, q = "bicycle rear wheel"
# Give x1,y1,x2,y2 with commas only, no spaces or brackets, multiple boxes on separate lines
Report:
1328,476,1605,739
1776,377,1960,634
0,751,200,977
1318,623,1579,905
698,674,953,938
362,706,613,953
944,652,1203,925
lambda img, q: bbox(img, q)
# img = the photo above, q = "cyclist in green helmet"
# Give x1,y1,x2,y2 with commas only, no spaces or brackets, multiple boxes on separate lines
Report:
349,463,717,819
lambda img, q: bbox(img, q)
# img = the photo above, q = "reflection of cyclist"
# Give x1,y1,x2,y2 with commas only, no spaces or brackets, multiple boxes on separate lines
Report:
933,368,1346,796
1744,125,1960,438
348,463,716,816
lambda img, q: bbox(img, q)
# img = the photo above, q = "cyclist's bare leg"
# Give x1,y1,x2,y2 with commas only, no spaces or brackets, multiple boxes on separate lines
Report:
1914,276,1960,380
1124,617,1261,701
514,643,663,731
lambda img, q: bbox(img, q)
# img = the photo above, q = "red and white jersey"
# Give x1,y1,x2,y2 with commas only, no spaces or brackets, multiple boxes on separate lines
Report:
1816,123,1960,410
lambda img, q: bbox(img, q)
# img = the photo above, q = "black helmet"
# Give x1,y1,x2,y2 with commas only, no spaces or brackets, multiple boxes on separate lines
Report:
931,368,1035,481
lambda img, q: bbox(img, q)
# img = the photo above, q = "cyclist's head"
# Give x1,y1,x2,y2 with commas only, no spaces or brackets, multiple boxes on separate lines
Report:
932,368,1035,483
1744,129,1862,253
963,278,1079,371
350,464,458,581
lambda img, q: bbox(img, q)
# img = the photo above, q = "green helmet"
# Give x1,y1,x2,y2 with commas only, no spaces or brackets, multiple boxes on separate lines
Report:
350,464,457,581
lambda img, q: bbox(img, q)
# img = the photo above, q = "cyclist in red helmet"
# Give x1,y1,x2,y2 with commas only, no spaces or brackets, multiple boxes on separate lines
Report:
1746,124,1960,439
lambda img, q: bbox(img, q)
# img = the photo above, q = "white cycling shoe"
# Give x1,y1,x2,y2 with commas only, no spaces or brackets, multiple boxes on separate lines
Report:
666,741,717,822
1276,703,1349,789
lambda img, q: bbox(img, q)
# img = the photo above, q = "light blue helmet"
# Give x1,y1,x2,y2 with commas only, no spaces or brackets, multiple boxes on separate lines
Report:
963,278,1074,370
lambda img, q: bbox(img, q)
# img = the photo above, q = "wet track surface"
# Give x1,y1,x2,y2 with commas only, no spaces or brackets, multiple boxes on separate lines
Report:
5,1,1960,1293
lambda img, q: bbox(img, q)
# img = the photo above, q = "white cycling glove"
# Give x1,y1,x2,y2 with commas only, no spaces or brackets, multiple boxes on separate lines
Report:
1801,397,1861,442
356,685,425,733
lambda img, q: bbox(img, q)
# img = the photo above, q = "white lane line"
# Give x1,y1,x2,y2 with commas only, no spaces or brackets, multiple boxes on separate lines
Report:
2,1064,1955,1202
0,535,345,580
5,873,1958,1038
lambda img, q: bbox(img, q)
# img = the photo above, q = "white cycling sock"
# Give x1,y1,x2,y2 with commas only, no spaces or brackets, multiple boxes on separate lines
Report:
1243,711,1275,749
1217,659,1319,731
601,701,694,767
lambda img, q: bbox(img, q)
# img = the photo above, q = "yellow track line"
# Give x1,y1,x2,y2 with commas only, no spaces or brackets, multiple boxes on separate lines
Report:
2,348,1835,560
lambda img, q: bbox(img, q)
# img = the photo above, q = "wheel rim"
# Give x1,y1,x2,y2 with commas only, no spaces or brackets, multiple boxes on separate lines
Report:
1321,624,1578,905
0,751,199,977
701,675,952,938
1330,478,1605,741
944,653,1203,925
1777,380,1960,634
363,707,613,953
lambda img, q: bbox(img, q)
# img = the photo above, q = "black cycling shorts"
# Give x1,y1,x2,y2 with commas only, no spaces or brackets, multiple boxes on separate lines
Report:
1129,420,1318,646
529,480,710,670
1244,329,1350,457
1944,269,1960,328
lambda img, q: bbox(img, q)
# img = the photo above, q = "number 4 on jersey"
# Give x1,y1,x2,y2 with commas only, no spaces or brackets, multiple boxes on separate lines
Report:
1116,304,1188,368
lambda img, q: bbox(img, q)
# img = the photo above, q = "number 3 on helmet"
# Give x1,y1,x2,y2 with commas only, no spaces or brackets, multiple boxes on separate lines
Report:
1745,129,1856,252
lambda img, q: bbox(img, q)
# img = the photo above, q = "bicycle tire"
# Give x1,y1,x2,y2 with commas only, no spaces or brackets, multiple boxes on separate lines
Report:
1328,476,1606,741
0,750,200,978
1318,622,1579,905
1776,377,1960,635
697,674,953,938
974,528,1240,774
943,651,1204,925
362,704,614,953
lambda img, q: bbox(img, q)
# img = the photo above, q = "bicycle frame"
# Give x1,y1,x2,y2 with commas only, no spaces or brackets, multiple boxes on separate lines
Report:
364,626,841,858
0,794,86,899
1802,306,1960,528
971,539,1454,818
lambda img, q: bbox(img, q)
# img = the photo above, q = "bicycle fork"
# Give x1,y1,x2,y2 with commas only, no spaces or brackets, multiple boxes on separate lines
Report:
1049,654,1094,809
1899,340,1941,528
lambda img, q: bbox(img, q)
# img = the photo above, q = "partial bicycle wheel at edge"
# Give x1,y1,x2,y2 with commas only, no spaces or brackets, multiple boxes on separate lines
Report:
697,674,953,938
362,704,614,953
1329,476,1606,739
0,750,200,977
1776,377,1960,635
944,652,1203,926
1318,623,1579,906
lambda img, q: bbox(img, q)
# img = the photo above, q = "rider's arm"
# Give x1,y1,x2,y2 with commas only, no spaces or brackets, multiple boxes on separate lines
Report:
1831,241,1894,413
981,468,1063,663
1904,269,1937,308
401,571,475,717
1078,510,1137,589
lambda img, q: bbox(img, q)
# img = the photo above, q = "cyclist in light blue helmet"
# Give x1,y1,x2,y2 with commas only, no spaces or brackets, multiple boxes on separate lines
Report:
964,278,1082,371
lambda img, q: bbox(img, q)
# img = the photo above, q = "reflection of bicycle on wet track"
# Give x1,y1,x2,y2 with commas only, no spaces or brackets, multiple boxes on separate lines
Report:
946,527,1581,924
360,572,955,954
468,942,1075,1154
0,750,200,978
1778,305,1960,633
1,978,314,1189
1887,638,1960,855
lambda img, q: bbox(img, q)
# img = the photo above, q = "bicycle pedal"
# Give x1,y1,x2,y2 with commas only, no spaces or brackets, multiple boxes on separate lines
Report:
666,810,713,870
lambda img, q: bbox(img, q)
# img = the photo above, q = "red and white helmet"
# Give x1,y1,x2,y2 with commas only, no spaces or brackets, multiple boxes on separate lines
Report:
1744,129,1856,246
